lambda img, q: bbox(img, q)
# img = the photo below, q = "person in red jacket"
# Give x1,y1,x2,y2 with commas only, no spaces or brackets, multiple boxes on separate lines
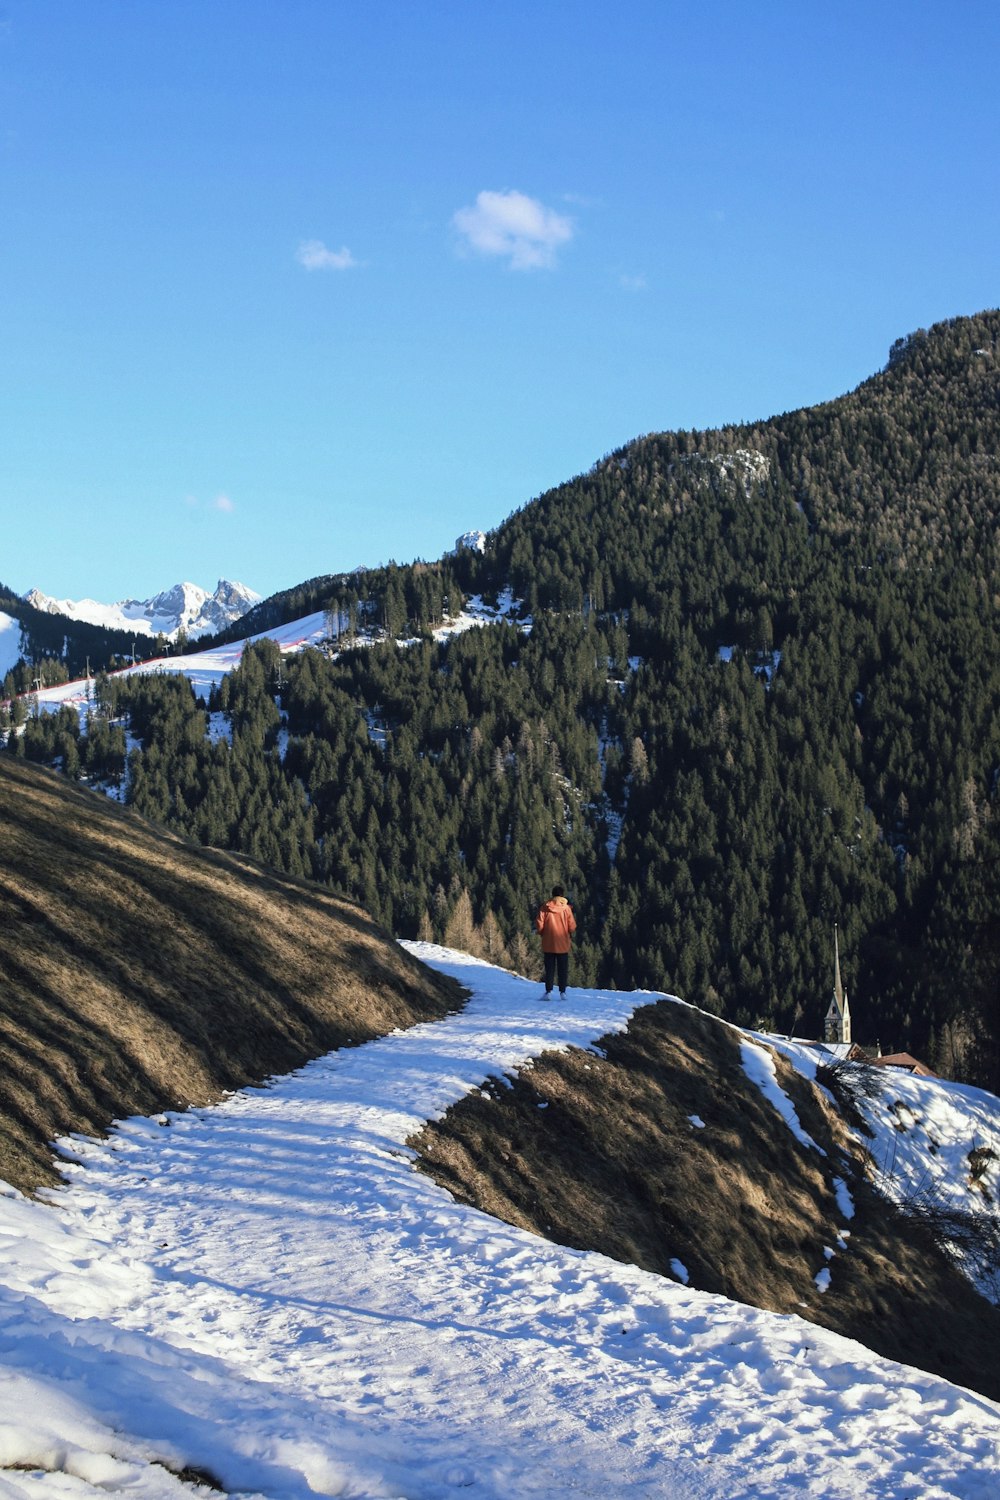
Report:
535,885,576,999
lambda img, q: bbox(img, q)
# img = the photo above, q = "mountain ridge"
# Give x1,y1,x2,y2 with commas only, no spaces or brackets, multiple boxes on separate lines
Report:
176,309,1000,652
24,578,260,642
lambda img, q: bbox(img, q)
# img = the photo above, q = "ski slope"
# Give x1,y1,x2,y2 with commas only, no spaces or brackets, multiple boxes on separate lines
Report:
18,611,333,718
0,613,22,681
2,949,998,1499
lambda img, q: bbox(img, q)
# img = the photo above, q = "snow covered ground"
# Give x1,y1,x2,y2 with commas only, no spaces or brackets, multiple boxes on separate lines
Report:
0,613,23,681
766,1033,1000,1303
2,950,999,1499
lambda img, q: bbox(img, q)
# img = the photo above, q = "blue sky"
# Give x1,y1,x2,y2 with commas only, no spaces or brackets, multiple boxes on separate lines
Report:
2,1,998,604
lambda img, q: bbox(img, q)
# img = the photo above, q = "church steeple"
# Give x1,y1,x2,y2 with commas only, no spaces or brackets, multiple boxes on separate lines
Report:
825,924,852,1044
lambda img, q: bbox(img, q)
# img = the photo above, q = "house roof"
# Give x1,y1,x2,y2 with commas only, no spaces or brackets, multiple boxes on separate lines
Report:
870,1052,938,1078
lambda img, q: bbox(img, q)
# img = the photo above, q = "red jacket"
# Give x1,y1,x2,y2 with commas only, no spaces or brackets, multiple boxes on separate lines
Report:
535,896,576,954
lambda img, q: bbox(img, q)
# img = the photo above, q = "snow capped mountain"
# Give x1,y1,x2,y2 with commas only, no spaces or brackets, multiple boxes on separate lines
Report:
24,579,261,641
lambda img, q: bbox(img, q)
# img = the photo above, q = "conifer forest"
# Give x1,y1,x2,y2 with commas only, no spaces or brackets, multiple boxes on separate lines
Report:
7,312,1000,1088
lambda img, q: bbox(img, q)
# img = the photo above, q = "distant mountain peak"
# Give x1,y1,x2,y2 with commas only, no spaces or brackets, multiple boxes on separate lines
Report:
24,578,261,641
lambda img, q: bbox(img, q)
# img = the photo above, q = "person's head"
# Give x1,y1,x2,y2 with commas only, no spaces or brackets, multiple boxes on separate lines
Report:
551,884,565,898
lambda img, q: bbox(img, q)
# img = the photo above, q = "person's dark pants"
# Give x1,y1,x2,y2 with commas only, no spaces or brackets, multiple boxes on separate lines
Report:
544,951,569,994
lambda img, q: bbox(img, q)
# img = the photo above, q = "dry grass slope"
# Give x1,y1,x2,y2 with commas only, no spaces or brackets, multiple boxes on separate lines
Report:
0,757,463,1193
412,999,1000,1401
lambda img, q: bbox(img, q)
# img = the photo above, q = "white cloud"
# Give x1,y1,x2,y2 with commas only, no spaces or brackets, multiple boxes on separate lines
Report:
183,494,235,514
619,273,647,292
296,239,359,272
452,189,573,270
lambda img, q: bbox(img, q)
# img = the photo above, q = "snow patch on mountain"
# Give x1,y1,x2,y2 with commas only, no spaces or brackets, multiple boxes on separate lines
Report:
452,528,487,554
24,580,260,641
740,1037,825,1155
0,611,23,678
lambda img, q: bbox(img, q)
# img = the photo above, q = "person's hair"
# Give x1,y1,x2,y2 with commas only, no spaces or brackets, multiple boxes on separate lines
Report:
551,884,565,897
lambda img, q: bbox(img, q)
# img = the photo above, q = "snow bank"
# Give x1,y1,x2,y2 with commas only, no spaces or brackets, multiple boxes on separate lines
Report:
740,1037,825,1154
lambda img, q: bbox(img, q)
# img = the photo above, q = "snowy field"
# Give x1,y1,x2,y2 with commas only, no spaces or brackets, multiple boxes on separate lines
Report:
2,948,999,1499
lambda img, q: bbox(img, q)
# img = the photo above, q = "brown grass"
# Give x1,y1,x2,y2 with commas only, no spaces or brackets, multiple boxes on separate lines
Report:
412,999,1000,1400
0,756,463,1193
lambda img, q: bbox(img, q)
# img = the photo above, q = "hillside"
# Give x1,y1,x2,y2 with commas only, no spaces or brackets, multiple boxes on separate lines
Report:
0,756,462,1193
2,948,998,1499
8,311,1000,1092
413,995,1000,1400
472,311,1000,608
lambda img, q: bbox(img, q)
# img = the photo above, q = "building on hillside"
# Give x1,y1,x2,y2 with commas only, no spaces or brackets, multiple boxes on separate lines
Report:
824,925,852,1045
871,1052,938,1078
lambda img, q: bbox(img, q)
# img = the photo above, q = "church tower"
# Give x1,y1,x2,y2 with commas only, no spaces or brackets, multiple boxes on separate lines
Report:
824,925,852,1044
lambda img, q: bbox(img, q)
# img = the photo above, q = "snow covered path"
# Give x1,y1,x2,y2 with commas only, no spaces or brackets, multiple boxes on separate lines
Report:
3,950,1000,1499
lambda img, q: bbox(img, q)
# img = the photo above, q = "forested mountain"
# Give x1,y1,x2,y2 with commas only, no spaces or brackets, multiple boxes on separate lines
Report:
10,311,1000,1087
